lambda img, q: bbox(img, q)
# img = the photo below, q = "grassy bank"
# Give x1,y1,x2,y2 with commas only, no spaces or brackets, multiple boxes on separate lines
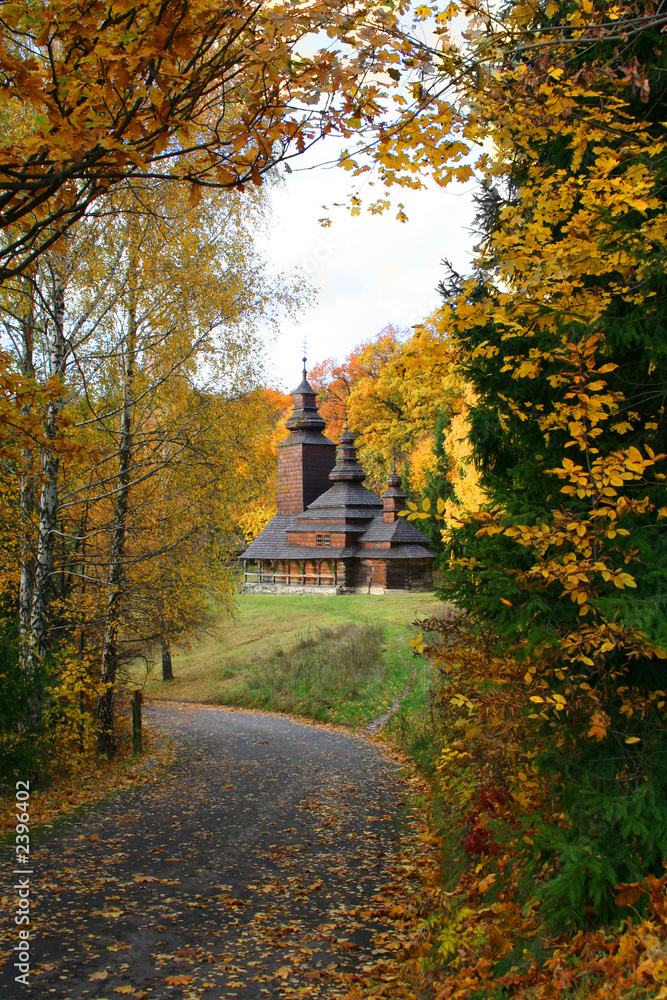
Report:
138,593,442,728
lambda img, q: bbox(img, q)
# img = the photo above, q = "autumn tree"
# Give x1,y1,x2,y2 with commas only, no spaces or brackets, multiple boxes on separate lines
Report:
0,0,435,279
310,325,462,494
390,0,667,939
235,386,292,544
0,173,302,762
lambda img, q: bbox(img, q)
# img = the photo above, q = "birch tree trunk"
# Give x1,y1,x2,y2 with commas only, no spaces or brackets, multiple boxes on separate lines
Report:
97,283,137,754
18,275,36,669
27,267,66,673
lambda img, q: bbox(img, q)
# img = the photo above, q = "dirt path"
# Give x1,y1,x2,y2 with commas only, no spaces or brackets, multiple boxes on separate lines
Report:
1,701,423,999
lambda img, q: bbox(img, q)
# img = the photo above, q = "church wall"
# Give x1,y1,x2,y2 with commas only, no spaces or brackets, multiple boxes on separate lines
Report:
286,531,350,549
277,445,305,514
277,442,336,514
355,559,388,590
386,561,407,590
335,559,355,591
301,443,337,508
386,559,433,592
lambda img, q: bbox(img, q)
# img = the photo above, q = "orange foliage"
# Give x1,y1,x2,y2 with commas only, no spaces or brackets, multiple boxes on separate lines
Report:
310,325,463,494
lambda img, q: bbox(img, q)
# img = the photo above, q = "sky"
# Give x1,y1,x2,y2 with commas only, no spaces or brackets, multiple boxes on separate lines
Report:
259,145,478,392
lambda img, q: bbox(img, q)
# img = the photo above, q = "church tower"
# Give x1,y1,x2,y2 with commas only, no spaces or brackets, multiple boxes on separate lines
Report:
277,359,337,514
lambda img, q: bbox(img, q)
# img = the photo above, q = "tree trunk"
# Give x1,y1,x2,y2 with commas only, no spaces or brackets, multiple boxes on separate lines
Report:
27,268,66,673
161,636,173,681
97,282,137,754
18,275,36,670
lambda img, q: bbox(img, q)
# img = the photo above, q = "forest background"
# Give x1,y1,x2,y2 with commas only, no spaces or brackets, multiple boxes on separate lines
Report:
1,1,667,998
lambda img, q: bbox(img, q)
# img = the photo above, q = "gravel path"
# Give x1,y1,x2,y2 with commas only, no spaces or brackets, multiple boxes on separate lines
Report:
1,701,415,999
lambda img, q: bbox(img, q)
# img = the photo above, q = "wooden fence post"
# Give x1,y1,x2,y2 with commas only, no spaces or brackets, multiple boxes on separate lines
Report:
132,690,142,754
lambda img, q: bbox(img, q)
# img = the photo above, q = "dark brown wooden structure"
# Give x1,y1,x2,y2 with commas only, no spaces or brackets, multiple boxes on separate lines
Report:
241,361,434,594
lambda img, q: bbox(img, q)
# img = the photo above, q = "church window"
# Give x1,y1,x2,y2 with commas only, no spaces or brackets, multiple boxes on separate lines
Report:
316,534,323,547
323,535,331,547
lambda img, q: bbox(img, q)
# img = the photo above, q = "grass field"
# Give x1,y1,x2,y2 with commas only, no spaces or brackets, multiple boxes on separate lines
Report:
137,593,444,728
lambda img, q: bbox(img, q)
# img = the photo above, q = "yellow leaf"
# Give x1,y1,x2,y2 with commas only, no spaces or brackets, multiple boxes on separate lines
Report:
625,736,641,744
422,496,431,512
588,712,610,741
500,598,512,607
478,872,497,894
487,925,513,956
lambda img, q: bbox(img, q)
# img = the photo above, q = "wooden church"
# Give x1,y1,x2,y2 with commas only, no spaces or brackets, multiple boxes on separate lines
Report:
241,362,434,594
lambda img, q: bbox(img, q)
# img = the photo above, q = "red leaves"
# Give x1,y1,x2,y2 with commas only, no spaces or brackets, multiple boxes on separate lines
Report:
479,787,506,811
463,825,494,857
463,787,507,856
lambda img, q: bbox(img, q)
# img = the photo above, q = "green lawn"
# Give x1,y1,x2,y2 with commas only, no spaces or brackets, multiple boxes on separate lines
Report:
137,593,444,728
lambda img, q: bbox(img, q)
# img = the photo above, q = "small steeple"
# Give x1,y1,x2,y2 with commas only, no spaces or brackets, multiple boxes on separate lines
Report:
329,421,366,483
381,459,406,523
285,356,327,433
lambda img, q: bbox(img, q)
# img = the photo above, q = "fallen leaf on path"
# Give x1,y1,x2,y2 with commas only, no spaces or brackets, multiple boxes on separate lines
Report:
478,873,497,894
553,967,575,990
488,925,513,957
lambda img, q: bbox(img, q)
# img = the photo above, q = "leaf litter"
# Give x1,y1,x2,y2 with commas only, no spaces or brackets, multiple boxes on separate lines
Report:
0,701,438,998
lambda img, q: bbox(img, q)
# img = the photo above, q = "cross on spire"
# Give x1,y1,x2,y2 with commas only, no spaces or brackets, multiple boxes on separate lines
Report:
301,335,308,375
